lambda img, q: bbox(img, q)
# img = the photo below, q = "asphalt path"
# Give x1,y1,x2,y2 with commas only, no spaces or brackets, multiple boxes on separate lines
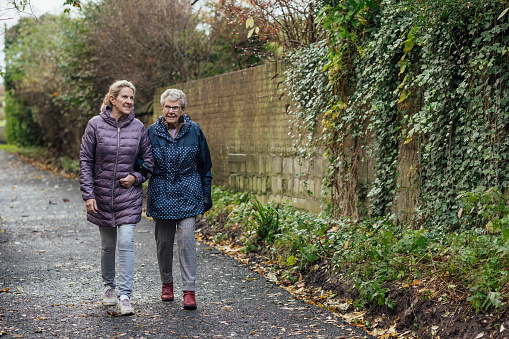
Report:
0,150,373,338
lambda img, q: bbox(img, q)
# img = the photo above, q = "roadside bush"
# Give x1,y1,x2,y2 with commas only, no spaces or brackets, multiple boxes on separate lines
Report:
205,186,509,312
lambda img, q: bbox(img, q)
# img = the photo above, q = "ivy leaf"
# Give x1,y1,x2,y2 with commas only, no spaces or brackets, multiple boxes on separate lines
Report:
333,100,347,110
398,75,408,89
398,91,408,104
403,38,415,54
351,19,363,29
358,46,364,57
497,7,509,20
399,60,408,75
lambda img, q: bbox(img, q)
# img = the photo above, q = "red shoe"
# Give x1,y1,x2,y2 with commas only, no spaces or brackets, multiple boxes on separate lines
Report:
183,291,197,310
161,282,174,301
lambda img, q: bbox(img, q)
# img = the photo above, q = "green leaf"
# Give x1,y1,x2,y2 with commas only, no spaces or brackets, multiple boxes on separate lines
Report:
398,75,408,88
398,91,408,104
285,255,296,266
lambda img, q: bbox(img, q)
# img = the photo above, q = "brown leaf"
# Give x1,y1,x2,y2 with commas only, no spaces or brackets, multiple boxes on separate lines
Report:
410,279,423,286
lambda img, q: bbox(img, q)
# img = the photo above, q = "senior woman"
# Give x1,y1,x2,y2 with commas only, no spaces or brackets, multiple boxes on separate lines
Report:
146,88,212,310
80,80,153,316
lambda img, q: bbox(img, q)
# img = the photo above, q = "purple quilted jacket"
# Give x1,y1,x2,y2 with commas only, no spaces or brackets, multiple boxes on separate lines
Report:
79,106,153,227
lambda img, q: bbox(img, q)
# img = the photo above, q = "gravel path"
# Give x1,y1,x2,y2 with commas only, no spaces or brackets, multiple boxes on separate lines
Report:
0,150,372,338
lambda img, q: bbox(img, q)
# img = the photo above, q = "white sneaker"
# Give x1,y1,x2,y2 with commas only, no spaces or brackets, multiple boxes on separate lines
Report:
103,286,116,306
118,295,134,316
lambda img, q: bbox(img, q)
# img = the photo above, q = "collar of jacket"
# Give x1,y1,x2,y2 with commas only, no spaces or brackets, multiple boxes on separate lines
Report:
99,105,135,128
155,114,192,141
162,115,186,138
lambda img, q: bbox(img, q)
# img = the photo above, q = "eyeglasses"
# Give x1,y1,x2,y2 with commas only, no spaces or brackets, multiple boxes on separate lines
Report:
163,105,181,112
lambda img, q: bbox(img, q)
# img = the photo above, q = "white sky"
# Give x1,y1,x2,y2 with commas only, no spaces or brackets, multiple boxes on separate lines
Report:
0,0,76,78
0,0,65,27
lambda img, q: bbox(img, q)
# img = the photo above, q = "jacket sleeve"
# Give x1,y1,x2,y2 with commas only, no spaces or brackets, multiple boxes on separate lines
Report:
132,127,154,185
197,128,212,197
79,120,97,201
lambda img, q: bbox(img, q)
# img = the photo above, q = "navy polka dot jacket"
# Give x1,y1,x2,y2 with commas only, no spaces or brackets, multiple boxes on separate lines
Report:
146,115,212,220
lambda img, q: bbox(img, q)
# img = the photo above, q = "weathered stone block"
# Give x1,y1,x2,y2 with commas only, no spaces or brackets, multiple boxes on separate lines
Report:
272,177,281,192
246,155,258,174
283,158,293,174
272,157,283,174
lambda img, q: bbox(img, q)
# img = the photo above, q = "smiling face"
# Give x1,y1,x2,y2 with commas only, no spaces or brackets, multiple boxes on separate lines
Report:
163,98,184,128
110,87,134,118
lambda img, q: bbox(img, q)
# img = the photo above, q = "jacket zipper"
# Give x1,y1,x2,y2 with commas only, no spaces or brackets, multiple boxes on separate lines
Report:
111,126,120,226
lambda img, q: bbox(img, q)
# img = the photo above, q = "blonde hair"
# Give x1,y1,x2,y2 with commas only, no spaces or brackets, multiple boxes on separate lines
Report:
160,88,187,109
101,80,136,110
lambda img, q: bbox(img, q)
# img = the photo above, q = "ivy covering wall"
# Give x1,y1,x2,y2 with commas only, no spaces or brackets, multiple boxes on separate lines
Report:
286,0,509,232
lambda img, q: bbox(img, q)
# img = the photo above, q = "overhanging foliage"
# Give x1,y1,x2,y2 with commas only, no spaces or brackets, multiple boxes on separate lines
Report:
286,0,509,231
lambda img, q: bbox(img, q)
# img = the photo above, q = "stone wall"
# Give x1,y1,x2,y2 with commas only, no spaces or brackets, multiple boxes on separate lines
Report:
153,62,419,220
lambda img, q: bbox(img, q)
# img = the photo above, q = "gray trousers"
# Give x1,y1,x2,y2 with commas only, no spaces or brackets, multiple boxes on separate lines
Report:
154,217,196,291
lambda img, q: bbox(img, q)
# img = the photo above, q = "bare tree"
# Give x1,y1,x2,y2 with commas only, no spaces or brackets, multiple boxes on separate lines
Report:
219,0,322,58
67,0,261,111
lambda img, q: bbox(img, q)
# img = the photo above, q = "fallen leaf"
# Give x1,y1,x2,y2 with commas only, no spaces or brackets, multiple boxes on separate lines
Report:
410,279,423,286
475,332,485,338
267,272,277,283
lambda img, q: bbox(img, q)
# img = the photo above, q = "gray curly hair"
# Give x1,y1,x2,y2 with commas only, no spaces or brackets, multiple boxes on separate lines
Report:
160,89,187,109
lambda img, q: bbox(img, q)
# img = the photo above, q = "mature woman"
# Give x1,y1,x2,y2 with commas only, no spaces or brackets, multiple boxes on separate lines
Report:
146,88,212,310
79,80,153,316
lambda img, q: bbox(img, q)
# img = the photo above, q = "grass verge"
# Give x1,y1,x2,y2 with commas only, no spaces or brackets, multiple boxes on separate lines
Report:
0,144,79,178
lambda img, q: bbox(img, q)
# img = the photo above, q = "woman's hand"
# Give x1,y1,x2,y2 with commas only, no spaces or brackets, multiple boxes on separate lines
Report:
85,199,98,214
120,174,136,188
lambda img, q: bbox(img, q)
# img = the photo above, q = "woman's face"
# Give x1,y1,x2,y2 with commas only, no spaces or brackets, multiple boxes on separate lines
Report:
110,87,134,116
163,98,184,127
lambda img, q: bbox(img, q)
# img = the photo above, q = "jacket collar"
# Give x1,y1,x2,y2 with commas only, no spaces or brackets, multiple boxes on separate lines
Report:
162,115,186,138
155,115,192,141
100,105,135,128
